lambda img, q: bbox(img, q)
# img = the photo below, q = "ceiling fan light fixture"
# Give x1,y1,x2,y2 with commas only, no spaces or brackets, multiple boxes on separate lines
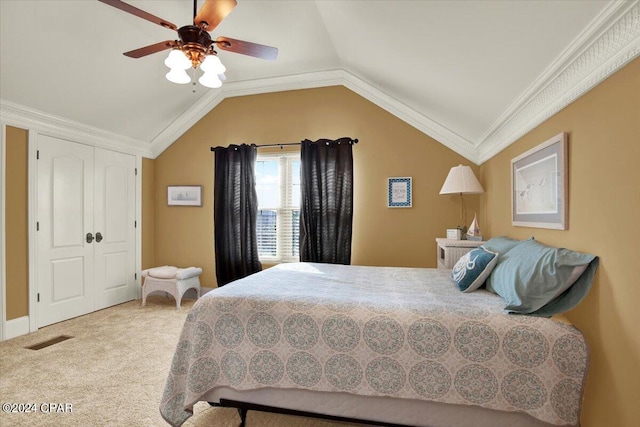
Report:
164,49,191,70
200,54,226,74
166,68,191,84
199,71,222,88
99,0,277,91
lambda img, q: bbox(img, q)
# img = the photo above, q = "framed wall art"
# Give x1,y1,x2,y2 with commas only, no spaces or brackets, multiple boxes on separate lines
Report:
388,177,412,208
167,185,203,207
511,132,568,229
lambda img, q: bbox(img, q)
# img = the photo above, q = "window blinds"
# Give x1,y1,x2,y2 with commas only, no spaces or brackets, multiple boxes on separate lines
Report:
256,153,300,262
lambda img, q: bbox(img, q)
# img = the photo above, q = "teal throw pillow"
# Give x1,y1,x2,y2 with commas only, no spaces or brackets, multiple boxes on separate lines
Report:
452,247,499,293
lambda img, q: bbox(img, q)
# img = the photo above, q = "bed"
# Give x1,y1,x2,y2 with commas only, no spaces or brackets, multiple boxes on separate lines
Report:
160,260,591,427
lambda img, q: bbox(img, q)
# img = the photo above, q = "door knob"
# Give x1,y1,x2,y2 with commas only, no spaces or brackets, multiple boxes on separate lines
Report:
86,233,94,243
96,232,103,243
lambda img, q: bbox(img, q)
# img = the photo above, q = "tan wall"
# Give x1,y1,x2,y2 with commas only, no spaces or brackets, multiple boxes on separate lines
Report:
479,57,640,426
141,158,155,270
153,86,478,287
5,126,29,320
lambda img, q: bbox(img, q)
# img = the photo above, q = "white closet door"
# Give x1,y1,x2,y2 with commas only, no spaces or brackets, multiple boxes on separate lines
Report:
93,148,136,309
37,135,95,327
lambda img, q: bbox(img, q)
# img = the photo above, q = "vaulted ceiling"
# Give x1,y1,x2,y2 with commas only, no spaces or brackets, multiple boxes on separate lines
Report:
1,1,638,163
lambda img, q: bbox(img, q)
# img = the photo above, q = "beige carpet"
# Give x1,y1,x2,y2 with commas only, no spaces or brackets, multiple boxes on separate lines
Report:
0,295,363,427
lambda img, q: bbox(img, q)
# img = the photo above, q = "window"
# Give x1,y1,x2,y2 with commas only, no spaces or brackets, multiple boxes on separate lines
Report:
255,153,300,262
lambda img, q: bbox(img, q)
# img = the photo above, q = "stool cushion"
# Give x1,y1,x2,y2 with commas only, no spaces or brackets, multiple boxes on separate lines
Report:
143,266,203,280
147,266,178,279
176,267,203,280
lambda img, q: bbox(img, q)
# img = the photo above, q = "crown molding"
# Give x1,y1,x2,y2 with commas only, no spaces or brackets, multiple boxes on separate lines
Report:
0,100,152,157
149,70,345,158
476,0,640,163
149,69,479,163
340,70,479,164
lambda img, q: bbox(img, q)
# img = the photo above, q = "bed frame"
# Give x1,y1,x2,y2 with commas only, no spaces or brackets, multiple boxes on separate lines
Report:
213,399,411,427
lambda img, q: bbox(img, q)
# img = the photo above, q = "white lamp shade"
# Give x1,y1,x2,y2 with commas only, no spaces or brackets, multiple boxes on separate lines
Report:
439,164,484,194
200,54,226,74
218,72,227,82
164,50,191,70
166,68,191,84
198,71,222,88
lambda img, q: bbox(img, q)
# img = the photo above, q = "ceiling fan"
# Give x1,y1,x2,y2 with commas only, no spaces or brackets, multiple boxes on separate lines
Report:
98,0,278,88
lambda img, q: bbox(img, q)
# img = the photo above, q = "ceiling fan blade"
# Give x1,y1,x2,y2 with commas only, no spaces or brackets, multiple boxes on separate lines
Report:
123,40,178,58
98,0,178,31
215,36,278,61
194,0,237,31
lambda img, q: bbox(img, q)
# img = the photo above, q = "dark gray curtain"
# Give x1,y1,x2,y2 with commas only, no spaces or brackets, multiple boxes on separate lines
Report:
213,144,262,286
299,137,354,264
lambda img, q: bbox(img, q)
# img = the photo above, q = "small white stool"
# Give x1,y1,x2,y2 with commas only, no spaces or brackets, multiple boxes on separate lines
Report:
141,266,202,309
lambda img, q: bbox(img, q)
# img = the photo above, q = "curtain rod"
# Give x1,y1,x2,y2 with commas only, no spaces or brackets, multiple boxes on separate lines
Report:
210,138,358,152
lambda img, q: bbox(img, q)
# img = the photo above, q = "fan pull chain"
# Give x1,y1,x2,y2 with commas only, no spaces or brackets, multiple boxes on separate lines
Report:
192,68,197,93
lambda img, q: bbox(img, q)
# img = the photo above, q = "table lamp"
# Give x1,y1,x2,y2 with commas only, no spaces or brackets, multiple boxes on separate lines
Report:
439,164,484,237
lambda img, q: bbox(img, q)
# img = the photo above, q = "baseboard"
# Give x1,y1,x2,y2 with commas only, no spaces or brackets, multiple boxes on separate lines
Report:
4,315,30,340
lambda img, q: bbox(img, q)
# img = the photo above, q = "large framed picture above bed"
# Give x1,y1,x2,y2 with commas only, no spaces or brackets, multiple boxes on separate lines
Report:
511,132,568,229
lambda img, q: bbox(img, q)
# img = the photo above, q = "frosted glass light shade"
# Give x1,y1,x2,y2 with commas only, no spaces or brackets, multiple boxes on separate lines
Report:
200,54,226,74
164,50,191,70
166,68,191,84
439,165,484,194
198,71,222,88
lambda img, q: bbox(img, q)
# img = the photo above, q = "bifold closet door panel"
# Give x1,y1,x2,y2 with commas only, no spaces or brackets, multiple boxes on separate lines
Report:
37,135,95,327
93,147,136,310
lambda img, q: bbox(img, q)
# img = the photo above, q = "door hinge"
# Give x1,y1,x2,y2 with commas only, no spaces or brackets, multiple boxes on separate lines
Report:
36,150,40,160
135,168,138,176
134,220,137,228
134,273,137,280
37,293,40,302
36,222,40,231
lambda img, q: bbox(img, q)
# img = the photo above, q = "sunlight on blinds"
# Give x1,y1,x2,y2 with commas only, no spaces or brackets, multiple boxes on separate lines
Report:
256,153,300,262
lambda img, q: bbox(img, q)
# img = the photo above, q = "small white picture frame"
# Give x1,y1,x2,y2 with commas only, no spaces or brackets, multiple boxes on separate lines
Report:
387,177,412,208
167,185,203,207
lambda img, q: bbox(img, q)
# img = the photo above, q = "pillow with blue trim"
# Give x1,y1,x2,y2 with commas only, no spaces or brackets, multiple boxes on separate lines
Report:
451,247,499,293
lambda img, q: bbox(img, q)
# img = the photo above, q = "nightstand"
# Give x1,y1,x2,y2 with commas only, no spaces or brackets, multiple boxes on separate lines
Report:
436,238,485,269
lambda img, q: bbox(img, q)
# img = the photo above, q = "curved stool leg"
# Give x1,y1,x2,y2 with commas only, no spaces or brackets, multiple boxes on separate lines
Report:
141,283,149,307
175,283,184,310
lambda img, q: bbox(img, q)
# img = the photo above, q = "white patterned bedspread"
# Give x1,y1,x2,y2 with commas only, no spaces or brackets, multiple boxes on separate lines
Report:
160,263,588,426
